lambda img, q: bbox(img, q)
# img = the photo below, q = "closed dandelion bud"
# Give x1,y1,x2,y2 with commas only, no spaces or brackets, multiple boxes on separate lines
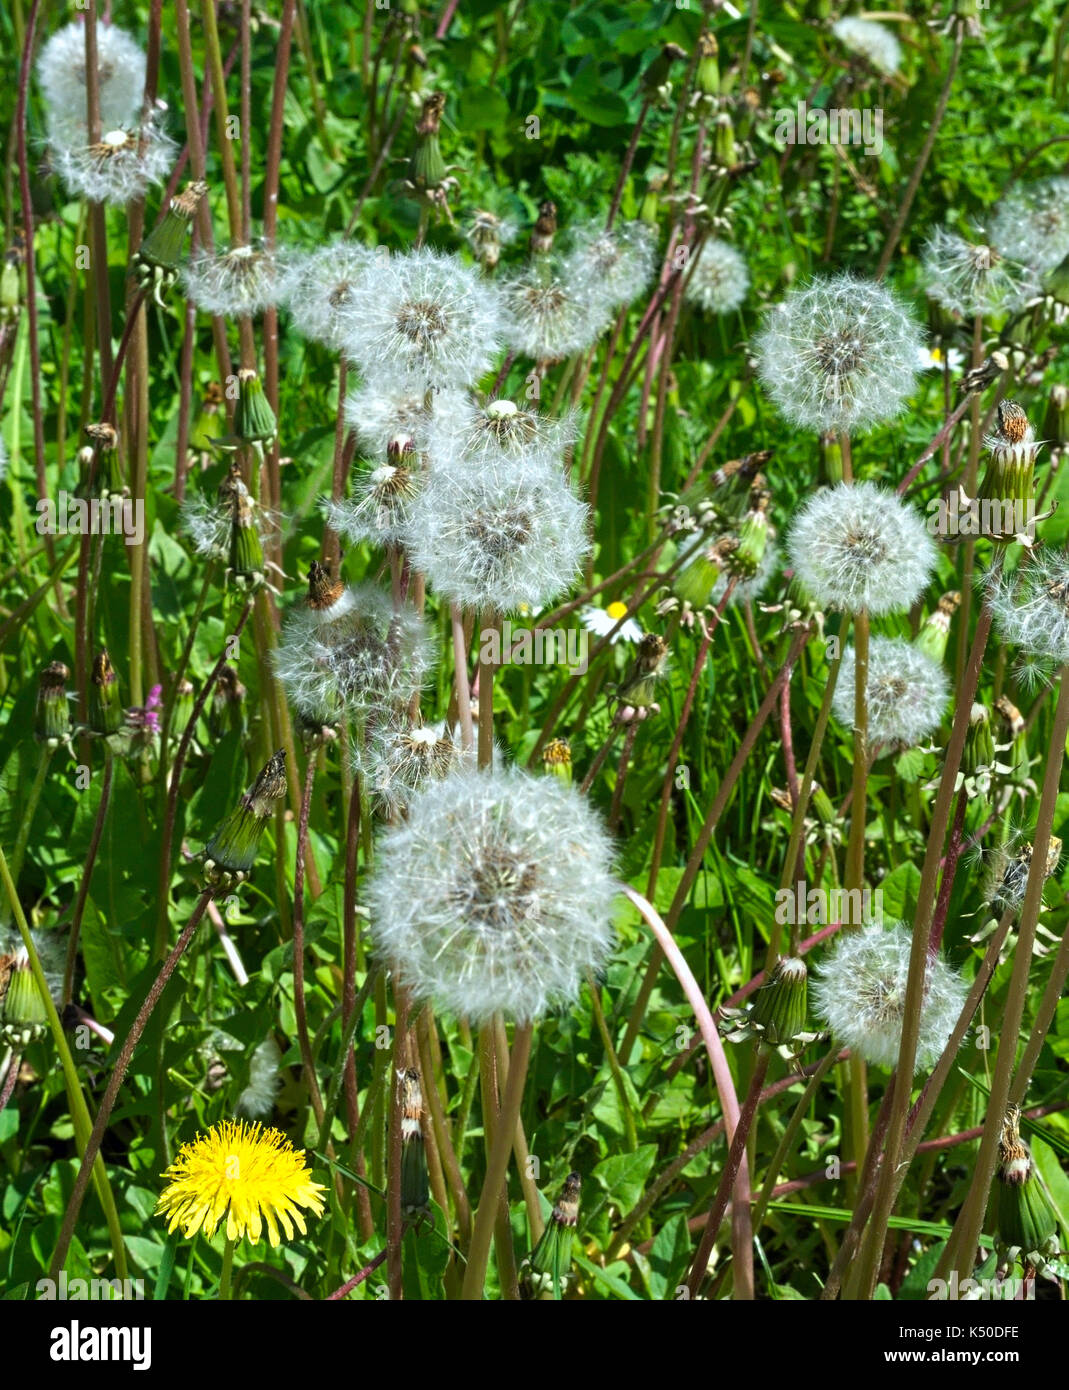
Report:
977,401,1038,541
233,368,277,447
541,737,572,783
228,480,266,592
466,210,513,271
210,664,246,740
0,253,21,322
90,649,123,737
190,382,225,452
617,633,669,711
171,677,195,739
996,1105,1059,1265
203,749,287,890
410,92,448,191
641,42,686,103
86,421,125,498
639,172,666,227
750,956,808,1046
675,535,737,609
995,694,1025,739
820,432,844,486
1043,384,1069,451
696,30,719,98
713,112,736,169
35,661,71,747
523,1172,581,1299
915,591,961,664
398,1068,430,1216
963,703,995,779
730,489,771,580
133,180,208,305
0,949,49,1048
530,200,557,257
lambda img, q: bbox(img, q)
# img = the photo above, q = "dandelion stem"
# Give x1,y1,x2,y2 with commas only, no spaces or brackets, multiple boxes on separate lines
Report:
63,748,113,1007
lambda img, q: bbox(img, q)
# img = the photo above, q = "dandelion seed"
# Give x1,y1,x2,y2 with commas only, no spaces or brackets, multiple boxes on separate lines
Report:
832,636,949,749
922,226,1038,319
366,766,617,1024
338,247,504,389
831,16,902,75
37,20,146,130
812,923,967,1070
684,239,749,315
755,273,924,435
990,177,1069,274
182,243,280,318
787,481,936,615
154,1120,326,1247
405,455,589,614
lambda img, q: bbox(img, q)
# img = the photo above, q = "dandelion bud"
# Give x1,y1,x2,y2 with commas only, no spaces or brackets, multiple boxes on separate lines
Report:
133,180,208,306
530,200,557,257
696,30,719,99
617,633,669,711
641,43,687,103
750,956,809,1047
541,737,572,783
522,1172,581,1300
977,401,1039,541
170,678,195,739
639,172,666,227
675,535,737,609
190,382,225,453
85,421,125,499
914,591,961,664
730,488,771,579
226,472,267,592
466,210,514,271
90,649,123,738
210,665,247,740
233,368,277,448
409,92,448,192
0,948,49,1049
397,1068,430,1217
995,1105,1059,1266
712,112,736,169
1042,384,1069,453
35,661,71,747
0,249,21,322
963,703,995,781
203,749,287,890
305,560,346,616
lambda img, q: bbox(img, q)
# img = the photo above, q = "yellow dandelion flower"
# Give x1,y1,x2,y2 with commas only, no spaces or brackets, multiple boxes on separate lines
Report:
155,1120,326,1248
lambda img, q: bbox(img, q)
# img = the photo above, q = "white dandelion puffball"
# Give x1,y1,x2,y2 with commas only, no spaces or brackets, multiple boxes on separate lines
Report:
366,766,617,1023
501,261,609,363
812,924,967,1071
685,239,749,315
560,218,657,316
274,583,433,724
426,397,576,472
278,240,378,350
49,120,175,206
990,178,1069,275
988,549,1069,665
831,17,901,76
338,247,504,390
787,482,936,615
38,21,146,130
182,244,280,318
235,1038,282,1120
354,718,472,817
343,376,468,461
922,226,1038,319
754,273,924,434
324,459,424,548
405,456,589,613
832,636,949,749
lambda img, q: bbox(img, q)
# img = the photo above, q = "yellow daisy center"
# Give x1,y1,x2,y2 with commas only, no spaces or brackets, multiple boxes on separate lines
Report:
606,601,629,621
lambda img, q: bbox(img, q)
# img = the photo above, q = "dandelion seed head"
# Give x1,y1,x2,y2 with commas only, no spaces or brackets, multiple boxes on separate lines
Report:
235,1038,283,1120
427,396,577,471
685,239,749,315
560,218,657,316
342,375,468,461
831,17,902,75
812,923,967,1071
990,178,1069,274
754,274,924,434
366,766,617,1023
338,247,504,389
405,456,589,613
324,459,424,547
182,243,280,318
49,118,175,206
788,481,936,615
501,261,610,362
38,21,146,130
987,548,1069,665
355,717,472,817
278,240,377,349
832,636,949,749
922,226,1038,319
